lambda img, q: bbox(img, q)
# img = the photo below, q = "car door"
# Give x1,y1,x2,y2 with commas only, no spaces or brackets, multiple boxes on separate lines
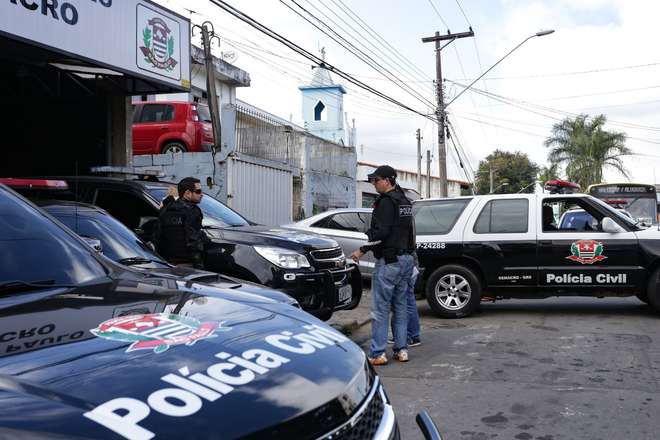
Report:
537,196,642,295
462,196,538,292
308,212,375,276
132,104,174,154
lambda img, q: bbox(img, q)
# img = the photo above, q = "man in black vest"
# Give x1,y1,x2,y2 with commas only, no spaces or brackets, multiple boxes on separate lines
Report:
350,165,415,365
155,177,206,269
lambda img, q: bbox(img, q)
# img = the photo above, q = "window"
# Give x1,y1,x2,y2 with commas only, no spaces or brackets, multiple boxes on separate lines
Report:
94,189,157,230
139,104,174,123
0,189,106,285
414,199,470,235
474,199,528,234
314,101,326,121
317,212,370,233
547,198,626,232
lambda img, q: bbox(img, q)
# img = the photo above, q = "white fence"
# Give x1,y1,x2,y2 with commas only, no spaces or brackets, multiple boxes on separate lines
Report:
227,154,293,225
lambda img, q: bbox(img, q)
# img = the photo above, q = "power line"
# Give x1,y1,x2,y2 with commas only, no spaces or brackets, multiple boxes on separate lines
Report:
454,0,472,27
205,0,436,121
456,61,660,81
280,0,436,110
425,0,450,30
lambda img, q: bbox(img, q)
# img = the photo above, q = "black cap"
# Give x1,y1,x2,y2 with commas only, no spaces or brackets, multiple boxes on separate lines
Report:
367,165,397,180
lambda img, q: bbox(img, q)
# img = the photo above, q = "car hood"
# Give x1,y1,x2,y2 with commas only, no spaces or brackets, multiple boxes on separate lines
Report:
210,225,340,251
136,265,299,306
0,280,368,439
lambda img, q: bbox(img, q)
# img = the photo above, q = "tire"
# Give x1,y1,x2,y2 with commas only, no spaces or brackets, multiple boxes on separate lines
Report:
313,308,333,321
425,265,481,318
161,141,187,154
646,267,660,311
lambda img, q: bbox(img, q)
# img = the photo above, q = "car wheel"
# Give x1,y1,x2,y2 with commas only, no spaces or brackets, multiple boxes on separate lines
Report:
646,267,660,311
425,265,481,318
162,141,187,154
313,308,333,321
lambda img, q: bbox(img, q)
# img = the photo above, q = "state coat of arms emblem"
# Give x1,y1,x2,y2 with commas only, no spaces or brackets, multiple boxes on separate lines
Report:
566,239,607,265
90,313,227,354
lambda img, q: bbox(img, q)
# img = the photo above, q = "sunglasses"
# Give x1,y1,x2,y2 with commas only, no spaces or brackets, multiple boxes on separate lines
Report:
369,177,384,183
192,189,203,194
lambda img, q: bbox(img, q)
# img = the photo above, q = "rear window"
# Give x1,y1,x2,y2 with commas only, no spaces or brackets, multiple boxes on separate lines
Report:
474,199,528,234
138,104,174,123
414,199,470,235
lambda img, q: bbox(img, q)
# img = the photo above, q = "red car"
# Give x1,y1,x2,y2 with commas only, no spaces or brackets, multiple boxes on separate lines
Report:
132,101,214,155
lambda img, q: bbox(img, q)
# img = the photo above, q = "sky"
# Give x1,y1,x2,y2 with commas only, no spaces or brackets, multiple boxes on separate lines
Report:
156,0,660,188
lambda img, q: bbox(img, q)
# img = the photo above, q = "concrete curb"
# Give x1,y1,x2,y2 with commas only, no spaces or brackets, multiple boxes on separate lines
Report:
332,316,372,336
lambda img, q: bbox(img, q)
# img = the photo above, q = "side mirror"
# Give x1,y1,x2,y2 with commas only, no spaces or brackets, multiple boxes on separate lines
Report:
602,217,624,233
146,241,157,252
82,236,103,253
416,410,443,440
135,216,158,237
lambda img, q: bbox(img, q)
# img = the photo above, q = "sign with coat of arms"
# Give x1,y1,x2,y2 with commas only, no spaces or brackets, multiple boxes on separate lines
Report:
136,4,182,81
566,239,607,265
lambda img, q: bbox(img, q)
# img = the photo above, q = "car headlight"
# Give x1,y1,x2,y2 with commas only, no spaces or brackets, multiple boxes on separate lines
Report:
254,246,311,269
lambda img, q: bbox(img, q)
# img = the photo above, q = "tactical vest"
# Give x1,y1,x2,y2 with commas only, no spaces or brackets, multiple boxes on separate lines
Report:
156,200,192,262
374,187,415,258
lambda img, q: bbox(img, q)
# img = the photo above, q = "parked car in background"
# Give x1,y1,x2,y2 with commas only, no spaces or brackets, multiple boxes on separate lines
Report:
3,176,362,321
284,208,375,278
558,207,633,231
35,199,300,308
132,101,214,155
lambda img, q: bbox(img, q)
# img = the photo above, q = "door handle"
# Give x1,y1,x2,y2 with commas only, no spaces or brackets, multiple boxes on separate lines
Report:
160,127,168,130
539,240,552,245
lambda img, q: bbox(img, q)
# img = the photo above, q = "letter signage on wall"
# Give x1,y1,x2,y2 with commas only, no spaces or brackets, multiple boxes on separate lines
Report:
1,0,191,90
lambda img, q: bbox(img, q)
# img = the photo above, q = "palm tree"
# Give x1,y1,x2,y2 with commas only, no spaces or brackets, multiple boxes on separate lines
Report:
544,114,631,188
538,162,560,184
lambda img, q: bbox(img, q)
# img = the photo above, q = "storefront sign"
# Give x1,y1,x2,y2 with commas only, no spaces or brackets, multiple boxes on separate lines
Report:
1,0,191,90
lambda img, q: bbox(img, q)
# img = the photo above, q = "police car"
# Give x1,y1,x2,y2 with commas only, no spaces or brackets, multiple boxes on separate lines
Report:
414,192,660,318
0,185,442,439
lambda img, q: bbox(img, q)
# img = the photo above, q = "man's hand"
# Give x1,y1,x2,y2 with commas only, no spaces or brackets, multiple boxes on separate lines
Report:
350,249,364,262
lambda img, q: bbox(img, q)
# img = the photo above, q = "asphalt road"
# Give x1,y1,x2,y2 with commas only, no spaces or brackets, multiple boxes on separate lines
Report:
350,296,660,440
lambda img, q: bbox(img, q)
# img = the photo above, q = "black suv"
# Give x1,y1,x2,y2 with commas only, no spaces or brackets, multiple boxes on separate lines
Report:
0,183,420,439
6,176,362,320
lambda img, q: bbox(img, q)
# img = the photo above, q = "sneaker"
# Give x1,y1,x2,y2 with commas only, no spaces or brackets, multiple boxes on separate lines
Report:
387,338,394,345
368,353,388,366
393,349,409,362
408,337,422,347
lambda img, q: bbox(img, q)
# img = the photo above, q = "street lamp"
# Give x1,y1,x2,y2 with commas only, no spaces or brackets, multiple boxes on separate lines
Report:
445,29,555,108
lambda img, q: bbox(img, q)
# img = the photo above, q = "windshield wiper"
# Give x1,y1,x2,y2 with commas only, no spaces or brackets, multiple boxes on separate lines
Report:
118,257,167,266
0,280,76,296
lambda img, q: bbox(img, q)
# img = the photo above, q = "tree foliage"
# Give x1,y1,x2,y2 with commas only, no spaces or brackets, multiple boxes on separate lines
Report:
544,114,630,188
475,150,538,194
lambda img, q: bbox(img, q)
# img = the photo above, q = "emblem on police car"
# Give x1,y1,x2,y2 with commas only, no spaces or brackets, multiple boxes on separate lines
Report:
566,239,607,265
140,18,178,71
90,313,227,354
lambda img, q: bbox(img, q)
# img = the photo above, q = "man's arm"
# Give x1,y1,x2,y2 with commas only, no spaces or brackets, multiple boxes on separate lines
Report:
184,207,205,268
360,198,396,253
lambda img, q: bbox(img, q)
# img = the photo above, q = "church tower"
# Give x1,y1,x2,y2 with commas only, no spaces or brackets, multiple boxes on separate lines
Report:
299,50,347,144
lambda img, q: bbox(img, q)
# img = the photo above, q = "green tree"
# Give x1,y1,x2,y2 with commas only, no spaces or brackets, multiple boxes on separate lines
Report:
538,162,560,184
544,114,630,188
475,150,538,194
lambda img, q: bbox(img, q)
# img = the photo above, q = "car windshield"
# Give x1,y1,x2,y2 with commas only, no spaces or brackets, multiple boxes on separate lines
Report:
148,188,249,228
0,188,107,286
50,209,168,266
589,196,641,229
601,196,656,225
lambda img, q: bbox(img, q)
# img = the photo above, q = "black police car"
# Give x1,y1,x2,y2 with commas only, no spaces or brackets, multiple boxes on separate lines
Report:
414,193,660,318
3,176,362,321
35,199,299,307
0,184,445,439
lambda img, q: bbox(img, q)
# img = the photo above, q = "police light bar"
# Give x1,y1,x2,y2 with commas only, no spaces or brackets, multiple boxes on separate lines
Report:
544,179,581,194
604,199,628,205
90,166,165,178
0,178,69,190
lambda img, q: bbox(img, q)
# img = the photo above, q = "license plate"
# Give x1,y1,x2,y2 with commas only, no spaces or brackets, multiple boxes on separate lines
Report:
337,284,352,303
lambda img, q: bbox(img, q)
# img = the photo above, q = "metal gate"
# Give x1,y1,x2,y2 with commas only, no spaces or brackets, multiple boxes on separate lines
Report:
227,154,293,226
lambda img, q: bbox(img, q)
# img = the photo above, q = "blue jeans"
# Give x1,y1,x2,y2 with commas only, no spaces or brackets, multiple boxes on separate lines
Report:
370,254,414,357
391,269,420,341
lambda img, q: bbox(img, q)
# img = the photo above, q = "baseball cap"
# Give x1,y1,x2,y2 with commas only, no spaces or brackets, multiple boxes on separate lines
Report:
367,165,397,181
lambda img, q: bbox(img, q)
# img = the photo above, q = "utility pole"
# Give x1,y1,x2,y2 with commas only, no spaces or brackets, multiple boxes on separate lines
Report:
426,150,431,198
416,129,422,195
197,21,222,154
422,29,474,197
